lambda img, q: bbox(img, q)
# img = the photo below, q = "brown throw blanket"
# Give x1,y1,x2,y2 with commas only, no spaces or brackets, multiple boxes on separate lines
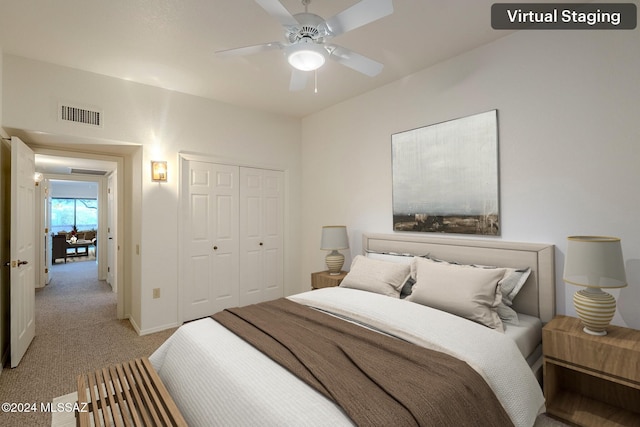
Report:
212,298,513,427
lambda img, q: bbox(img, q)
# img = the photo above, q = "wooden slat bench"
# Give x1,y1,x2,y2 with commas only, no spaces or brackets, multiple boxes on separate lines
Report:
76,357,187,427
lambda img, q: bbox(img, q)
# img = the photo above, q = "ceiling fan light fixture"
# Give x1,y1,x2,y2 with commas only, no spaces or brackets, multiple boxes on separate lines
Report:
287,42,326,71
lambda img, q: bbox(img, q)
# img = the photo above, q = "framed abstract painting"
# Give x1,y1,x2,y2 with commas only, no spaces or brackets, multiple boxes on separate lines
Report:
392,110,500,235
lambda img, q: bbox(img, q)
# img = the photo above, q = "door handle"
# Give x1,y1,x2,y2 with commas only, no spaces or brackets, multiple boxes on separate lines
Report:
4,260,27,267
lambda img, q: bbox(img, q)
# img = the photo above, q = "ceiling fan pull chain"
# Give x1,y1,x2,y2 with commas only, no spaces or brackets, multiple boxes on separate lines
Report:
314,69,318,94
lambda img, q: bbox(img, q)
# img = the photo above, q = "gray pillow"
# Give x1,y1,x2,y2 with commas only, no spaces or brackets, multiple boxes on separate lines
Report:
413,257,530,325
407,257,505,331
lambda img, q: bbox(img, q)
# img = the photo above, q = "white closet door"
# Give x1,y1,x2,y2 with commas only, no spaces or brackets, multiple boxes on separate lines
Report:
182,161,239,321
239,167,283,306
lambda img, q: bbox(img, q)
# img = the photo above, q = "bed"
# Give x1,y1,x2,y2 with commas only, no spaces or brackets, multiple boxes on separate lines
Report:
150,233,555,426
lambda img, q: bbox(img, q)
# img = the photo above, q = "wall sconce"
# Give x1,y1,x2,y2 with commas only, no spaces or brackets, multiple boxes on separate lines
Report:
33,172,44,186
151,161,167,182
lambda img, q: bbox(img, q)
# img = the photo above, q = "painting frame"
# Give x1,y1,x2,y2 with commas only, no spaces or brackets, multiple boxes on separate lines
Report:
391,110,500,235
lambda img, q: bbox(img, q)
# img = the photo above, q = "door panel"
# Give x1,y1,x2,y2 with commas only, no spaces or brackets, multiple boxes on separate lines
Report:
44,179,52,286
239,169,263,305
239,168,284,305
191,255,210,302
260,170,284,301
107,172,117,291
10,136,36,368
182,161,239,321
216,195,234,240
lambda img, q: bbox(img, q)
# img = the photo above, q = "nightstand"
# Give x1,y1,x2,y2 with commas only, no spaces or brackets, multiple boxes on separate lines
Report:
542,315,640,426
311,270,347,290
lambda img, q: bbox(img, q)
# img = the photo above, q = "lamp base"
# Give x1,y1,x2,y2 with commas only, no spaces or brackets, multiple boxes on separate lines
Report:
325,250,345,275
573,288,616,336
582,327,607,336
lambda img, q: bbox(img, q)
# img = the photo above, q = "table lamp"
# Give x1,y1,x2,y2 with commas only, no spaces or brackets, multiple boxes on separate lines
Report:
563,236,627,336
320,226,349,275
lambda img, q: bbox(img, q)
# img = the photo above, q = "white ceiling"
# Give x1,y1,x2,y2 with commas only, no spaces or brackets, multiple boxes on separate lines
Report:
0,0,531,118
34,154,117,176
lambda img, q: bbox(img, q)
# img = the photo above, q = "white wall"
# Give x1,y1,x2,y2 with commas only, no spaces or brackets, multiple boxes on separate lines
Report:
301,29,640,329
2,55,302,334
49,180,98,199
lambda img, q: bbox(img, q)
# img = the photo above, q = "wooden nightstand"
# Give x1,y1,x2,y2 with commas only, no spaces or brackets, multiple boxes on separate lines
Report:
542,315,640,426
311,270,347,289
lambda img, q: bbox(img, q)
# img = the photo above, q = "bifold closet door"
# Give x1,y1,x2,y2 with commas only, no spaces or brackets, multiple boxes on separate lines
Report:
182,161,239,321
239,167,284,306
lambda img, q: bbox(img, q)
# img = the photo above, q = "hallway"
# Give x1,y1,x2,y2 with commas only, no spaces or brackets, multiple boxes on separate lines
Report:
39,259,113,335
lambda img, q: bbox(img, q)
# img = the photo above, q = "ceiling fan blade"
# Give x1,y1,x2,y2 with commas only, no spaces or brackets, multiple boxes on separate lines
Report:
254,0,299,27
328,45,383,77
289,69,308,91
215,42,283,57
321,0,393,37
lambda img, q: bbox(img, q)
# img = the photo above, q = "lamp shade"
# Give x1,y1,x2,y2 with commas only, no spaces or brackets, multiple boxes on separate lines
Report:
320,226,349,250
563,236,627,289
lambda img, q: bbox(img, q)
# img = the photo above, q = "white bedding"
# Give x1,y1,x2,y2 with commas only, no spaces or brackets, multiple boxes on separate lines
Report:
150,287,545,427
504,312,543,361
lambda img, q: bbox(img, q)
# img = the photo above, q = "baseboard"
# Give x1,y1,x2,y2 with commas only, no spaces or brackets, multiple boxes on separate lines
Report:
128,317,142,335
138,322,180,336
128,317,178,336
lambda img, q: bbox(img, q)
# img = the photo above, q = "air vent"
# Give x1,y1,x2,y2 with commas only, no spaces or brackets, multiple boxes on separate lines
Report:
70,168,108,176
59,103,103,127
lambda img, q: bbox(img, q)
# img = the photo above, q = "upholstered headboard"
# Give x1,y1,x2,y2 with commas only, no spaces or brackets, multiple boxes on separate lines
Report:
362,233,556,323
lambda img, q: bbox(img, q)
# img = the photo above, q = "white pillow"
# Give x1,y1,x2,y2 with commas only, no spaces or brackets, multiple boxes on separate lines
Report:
340,255,411,298
407,256,505,331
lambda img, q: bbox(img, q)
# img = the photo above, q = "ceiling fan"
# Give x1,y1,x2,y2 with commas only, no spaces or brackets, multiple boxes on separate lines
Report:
216,0,394,91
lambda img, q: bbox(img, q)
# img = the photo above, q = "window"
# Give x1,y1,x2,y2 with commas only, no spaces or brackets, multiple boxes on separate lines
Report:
51,198,98,234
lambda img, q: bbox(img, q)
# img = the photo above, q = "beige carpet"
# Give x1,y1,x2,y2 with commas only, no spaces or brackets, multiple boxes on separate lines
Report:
0,259,176,427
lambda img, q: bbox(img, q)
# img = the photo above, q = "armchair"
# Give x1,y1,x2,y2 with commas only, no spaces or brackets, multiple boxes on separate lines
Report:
52,234,68,263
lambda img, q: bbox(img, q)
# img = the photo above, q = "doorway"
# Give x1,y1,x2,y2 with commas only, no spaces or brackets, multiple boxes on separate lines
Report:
42,179,103,279
46,179,101,289
33,148,124,319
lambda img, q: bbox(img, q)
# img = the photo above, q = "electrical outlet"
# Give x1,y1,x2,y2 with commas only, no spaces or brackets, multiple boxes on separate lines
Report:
153,288,160,299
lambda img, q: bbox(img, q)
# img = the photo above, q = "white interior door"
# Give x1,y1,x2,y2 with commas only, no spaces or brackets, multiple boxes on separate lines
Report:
10,136,36,368
44,178,52,286
239,167,283,306
106,172,117,291
182,161,239,321
36,177,51,288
